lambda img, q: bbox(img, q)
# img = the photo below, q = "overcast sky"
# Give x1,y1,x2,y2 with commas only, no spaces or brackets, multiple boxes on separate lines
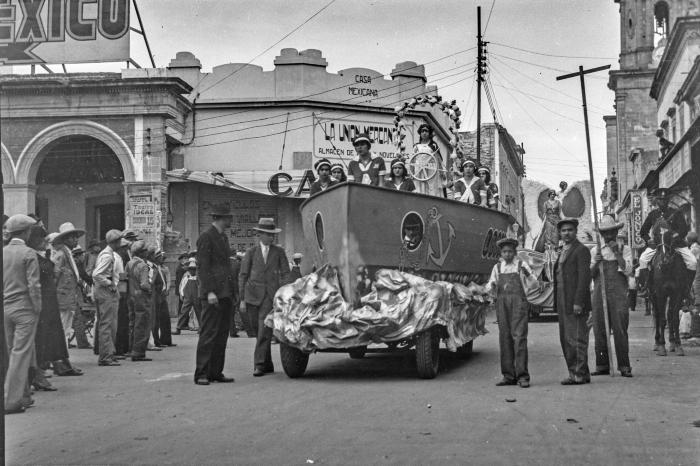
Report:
35,0,622,195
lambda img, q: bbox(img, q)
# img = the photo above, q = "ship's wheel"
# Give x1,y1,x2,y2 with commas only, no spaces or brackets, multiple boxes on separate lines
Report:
408,151,439,181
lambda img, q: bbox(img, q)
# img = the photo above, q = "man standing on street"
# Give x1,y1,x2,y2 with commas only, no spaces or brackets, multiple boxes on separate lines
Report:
51,222,91,349
92,230,126,367
172,253,190,335
126,240,153,362
239,218,290,377
3,214,41,414
194,204,236,385
554,218,592,385
590,216,634,376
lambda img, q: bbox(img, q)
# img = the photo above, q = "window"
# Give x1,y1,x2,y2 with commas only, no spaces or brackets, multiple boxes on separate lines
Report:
654,2,669,47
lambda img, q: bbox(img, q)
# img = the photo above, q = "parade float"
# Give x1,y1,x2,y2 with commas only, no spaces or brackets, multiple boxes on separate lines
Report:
267,95,519,379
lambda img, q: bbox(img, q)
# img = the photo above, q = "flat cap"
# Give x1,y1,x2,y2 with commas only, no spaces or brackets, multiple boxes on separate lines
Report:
130,240,147,255
105,229,123,243
5,214,37,233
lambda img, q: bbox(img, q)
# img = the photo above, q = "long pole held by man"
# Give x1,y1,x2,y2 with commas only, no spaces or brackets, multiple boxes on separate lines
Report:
557,64,615,376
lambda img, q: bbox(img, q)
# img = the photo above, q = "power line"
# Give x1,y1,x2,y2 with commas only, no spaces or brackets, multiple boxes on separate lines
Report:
490,51,608,80
491,41,618,60
489,54,610,113
484,0,496,33
193,0,338,96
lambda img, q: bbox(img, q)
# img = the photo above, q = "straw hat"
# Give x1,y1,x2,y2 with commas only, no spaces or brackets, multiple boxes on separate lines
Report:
253,218,282,234
596,215,624,232
54,222,85,243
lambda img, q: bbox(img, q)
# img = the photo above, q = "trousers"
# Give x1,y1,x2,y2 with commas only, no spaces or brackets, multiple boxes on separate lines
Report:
496,271,529,382
558,309,590,382
128,295,151,357
194,298,231,381
60,309,74,342
592,261,631,372
95,286,119,363
4,307,38,410
152,293,172,346
247,295,274,370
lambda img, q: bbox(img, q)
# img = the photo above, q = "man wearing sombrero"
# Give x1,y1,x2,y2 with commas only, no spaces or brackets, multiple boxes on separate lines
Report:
347,133,386,186
51,222,91,349
590,215,634,376
239,218,290,377
309,158,338,196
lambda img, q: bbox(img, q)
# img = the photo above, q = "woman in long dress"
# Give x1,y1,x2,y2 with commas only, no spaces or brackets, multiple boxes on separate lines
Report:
542,190,562,247
412,123,445,196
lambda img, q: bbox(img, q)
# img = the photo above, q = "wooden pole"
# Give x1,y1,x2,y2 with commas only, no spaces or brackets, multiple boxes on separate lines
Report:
556,64,615,376
476,6,482,164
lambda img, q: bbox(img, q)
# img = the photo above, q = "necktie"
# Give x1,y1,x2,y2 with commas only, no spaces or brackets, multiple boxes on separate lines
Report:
263,246,268,264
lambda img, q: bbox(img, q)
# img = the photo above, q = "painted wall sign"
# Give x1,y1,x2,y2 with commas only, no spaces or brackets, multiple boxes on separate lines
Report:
314,117,407,162
0,0,130,65
267,169,315,197
630,189,646,249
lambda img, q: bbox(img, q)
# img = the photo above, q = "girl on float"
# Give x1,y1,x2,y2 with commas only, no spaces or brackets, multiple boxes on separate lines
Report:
477,166,500,209
384,158,416,192
330,163,347,182
412,123,445,196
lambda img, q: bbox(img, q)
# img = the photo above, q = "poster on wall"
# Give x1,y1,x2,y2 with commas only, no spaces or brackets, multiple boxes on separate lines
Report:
0,0,130,65
126,187,161,248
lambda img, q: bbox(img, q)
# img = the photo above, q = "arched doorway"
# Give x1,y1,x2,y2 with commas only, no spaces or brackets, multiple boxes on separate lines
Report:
35,135,126,244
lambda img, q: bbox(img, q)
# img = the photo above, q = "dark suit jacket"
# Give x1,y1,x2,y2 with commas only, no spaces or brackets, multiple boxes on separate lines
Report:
229,257,241,305
196,225,235,300
239,244,290,306
553,239,592,314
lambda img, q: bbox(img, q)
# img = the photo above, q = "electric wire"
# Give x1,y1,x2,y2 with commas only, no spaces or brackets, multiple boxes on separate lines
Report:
491,41,618,60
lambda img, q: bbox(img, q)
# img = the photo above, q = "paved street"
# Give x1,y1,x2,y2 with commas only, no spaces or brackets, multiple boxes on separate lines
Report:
6,308,700,465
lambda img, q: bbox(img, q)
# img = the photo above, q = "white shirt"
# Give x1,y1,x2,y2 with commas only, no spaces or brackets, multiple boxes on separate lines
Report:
260,242,269,263
485,259,535,294
591,244,633,276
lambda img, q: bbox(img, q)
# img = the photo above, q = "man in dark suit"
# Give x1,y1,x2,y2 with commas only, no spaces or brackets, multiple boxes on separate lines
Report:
554,218,593,385
239,218,291,377
194,204,236,386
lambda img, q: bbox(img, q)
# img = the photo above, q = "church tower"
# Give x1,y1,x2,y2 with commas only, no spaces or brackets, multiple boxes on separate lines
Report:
607,0,677,206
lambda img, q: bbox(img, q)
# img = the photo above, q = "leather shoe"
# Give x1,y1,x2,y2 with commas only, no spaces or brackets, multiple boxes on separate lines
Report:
591,370,610,376
518,379,530,388
131,357,153,362
194,378,210,386
264,365,274,374
253,368,265,377
98,360,120,366
113,355,126,360
4,406,25,415
54,367,83,376
209,375,234,383
77,345,93,349
172,329,181,335
33,381,57,391
561,377,586,385
165,343,177,347
620,370,633,378
495,378,517,386
146,346,162,351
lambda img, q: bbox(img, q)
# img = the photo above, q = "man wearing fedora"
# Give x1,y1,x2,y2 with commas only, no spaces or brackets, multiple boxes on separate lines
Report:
239,218,290,377
3,214,41,414
347,133,386,186
194,204,236,385
51,222,91,349
92,230,128,366
591,215,634,376
553,218,592,385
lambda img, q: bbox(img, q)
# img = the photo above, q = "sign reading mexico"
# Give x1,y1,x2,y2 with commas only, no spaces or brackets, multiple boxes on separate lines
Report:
0,0,130,65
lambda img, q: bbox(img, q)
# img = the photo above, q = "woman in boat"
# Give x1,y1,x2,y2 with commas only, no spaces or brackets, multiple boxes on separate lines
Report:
347,133,386,186
413,123,446,196
330,163,347,183
309,158,337,196
384,158,416,192
478,166,500,210
452,159,488,207
541,189,562,247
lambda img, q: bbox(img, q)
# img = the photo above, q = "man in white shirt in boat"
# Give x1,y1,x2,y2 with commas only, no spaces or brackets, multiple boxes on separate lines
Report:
347,133,386,186
451,159,487,207
309,158,337,196
485,237,535,388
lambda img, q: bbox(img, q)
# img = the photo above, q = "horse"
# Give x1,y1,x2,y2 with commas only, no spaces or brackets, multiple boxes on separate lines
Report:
648,239,687,355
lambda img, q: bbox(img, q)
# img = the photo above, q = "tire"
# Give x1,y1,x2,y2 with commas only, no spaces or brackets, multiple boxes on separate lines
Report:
456,340,473,359
348,346,367,359
415,328,440,379
280,343,309,378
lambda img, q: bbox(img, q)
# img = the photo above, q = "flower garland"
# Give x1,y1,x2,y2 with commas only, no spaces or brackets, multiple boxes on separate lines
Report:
392,95,462,160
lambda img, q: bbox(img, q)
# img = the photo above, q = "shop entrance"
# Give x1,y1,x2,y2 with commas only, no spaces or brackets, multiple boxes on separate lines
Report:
35,135,125,245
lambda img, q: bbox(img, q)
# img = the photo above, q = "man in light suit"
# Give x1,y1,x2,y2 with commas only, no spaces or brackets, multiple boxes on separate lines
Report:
239,218,291,377
51,222,91,349
194,204,236,385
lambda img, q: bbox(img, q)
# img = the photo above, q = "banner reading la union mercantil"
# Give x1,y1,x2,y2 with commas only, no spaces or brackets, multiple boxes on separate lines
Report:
0,0,130,65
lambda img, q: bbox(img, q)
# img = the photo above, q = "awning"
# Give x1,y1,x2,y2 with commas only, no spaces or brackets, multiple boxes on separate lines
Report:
166,168,314,198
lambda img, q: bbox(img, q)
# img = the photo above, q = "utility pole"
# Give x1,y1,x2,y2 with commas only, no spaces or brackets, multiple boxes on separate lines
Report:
556,64,613,375
476,6,482,165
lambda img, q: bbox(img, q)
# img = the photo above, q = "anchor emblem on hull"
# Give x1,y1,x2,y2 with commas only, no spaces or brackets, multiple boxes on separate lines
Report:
426,207,455,267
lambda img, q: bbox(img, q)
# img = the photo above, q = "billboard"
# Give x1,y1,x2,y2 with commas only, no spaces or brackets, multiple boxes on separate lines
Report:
629,189,646,249
0,0,130,65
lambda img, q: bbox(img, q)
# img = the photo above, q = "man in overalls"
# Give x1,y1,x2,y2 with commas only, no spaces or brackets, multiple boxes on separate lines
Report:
486,237,534,388
590,215,634,376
